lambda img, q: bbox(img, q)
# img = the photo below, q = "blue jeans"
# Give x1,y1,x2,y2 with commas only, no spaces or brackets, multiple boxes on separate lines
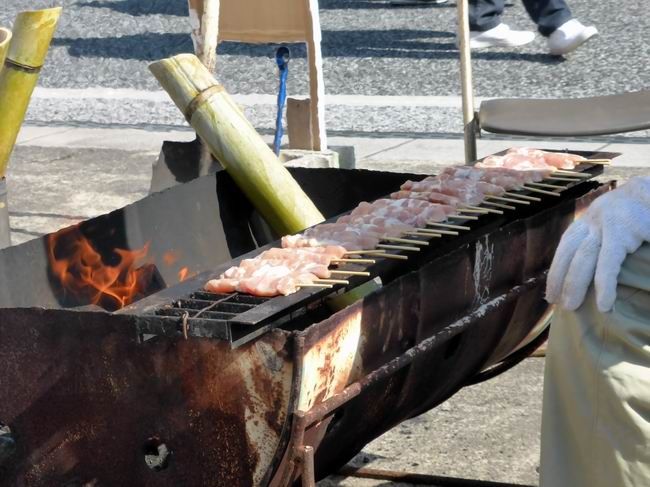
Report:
469,0,573,37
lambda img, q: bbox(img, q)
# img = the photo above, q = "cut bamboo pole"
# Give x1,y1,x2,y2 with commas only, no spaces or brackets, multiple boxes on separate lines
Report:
0,28,12,71
150,54,325,235
0,8,61,178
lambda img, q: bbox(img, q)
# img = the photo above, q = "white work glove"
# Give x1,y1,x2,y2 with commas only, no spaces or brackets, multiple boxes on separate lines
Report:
546,177,650,312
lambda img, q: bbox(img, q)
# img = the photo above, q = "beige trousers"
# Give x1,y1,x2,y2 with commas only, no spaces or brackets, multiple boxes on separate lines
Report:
540,243,650,487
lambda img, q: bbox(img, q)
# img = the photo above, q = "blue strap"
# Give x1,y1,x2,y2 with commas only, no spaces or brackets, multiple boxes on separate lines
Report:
273,46,290,156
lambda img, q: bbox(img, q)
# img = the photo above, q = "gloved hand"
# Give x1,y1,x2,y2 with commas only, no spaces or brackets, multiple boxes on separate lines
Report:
546,176,650,312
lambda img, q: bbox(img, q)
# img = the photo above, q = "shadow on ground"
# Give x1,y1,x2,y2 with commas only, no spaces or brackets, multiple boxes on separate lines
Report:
52,30,562,64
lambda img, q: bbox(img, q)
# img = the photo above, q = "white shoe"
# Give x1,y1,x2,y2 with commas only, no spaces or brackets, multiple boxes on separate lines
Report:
469,23,535,49
547,19,598,55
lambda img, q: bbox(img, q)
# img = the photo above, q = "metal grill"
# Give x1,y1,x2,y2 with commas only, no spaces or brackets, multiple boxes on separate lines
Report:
133,155,610,347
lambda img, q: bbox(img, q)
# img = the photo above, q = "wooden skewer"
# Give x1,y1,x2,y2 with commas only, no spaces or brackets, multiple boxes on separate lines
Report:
547,176,579,182
472,205,505,214
329,270,371,276
405,230,443,238
383,236,429,246
345,249,385,255
483,200,516,210
459,207,490,214
485,195,530,205
448,213,479,220
373,253,409,260
581,159,611,164
315,278,349,285
522,185,561,197
332,258,376,264
528,182,566,190
427,222,471,230
554,170,590,177
503,192,541,202
377,244,420,252
422,227,459,236
298,283,333,288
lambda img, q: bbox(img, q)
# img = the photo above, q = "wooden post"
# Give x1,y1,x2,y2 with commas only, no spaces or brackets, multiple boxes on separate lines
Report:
187,0,220,73
458,0,477,164
304,0,327,151
150,54,325,236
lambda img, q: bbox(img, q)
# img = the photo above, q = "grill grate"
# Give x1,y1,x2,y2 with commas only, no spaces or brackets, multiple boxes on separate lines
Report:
133,154,611,347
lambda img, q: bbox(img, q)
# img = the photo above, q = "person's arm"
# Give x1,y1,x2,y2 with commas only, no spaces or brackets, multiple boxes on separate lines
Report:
546,176,650,312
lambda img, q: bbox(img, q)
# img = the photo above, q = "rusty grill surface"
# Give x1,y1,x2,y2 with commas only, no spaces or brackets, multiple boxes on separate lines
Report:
129,156,607,347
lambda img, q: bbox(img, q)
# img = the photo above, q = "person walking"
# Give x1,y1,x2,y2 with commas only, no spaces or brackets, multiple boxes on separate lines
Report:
541,176,650,486
469,0,597,55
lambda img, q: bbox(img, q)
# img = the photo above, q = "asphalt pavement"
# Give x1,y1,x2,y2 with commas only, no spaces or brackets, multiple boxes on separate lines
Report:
2,0,649,137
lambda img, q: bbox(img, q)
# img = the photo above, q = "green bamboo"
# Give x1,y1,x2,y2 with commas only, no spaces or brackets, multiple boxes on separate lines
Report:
0,7,62,177
150,53,325,236
0,28,11,72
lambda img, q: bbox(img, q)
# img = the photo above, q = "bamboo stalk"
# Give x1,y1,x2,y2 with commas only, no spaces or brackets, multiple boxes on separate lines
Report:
0,28,12,71
150,54,325,235
187,0,219,73
0,8,61,178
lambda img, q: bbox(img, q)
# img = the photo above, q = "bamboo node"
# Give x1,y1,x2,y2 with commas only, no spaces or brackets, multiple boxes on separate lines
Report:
184,83,225,122
4,57,41,73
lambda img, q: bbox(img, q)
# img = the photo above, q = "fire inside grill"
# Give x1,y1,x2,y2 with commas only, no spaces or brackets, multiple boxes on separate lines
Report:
0,152,615,487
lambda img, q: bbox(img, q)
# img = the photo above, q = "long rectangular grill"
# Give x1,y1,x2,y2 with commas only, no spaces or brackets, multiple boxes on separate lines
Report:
128,153,610,347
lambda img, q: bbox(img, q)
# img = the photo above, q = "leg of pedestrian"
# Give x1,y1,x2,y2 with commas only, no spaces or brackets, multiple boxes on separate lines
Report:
468,0,535,49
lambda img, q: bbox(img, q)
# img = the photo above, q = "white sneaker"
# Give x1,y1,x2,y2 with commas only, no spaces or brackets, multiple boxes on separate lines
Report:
469,23,535,49
547,19,598,55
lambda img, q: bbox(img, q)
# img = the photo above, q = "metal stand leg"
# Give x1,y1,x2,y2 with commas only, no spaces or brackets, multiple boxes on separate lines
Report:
0,178,11,249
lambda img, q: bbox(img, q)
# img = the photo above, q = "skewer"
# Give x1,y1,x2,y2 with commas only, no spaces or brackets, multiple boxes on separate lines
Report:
471,205,504,214
315,278,350,285
427,222,471,230
332,258,376,264
503,192,541,202
383,236,429,246
297,283,333,289
522,185,561,197
481,201,506,215
372,253,409,260
485,195,530,205
581,159,611,165
546,176,579,182
404,230,443,237
422,227,459,236
554,170,590,177
448,213,479,220
345,249,386,255
377,244,420,252
527,182,566,190
329,270,371,276
458,207,490,214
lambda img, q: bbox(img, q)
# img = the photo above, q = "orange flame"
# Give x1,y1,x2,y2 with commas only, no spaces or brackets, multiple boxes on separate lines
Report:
47,227,155,311
178,267,190,282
